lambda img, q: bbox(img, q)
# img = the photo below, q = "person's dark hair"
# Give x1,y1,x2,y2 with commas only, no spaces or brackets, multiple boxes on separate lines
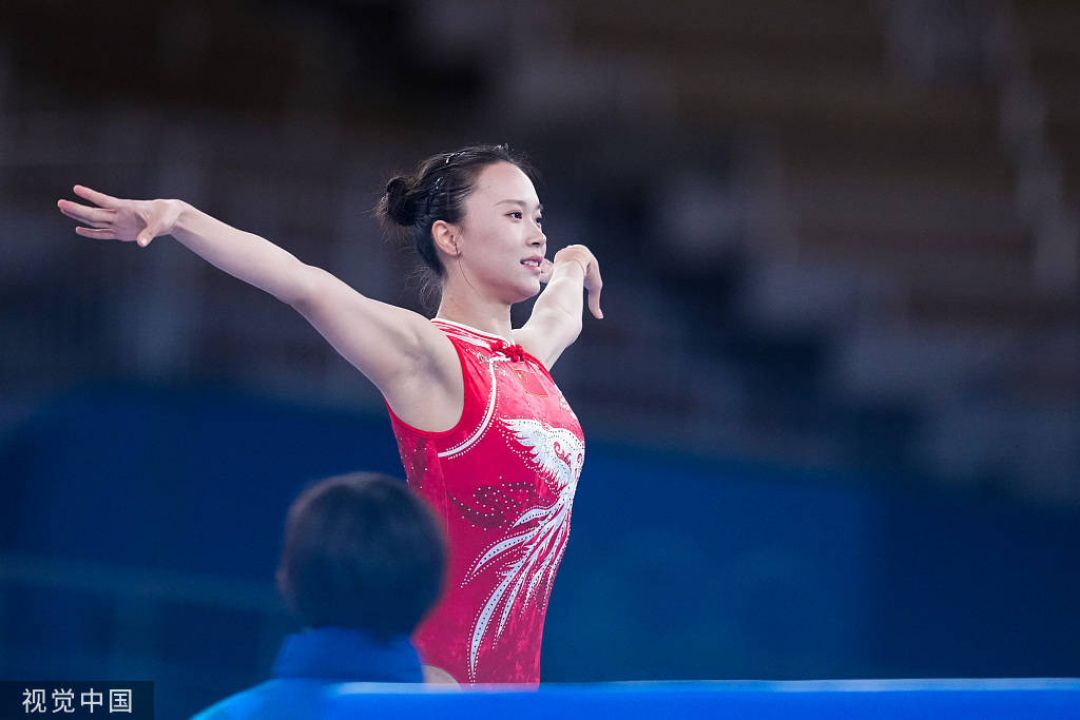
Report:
277,472,446,640
375,143,538,301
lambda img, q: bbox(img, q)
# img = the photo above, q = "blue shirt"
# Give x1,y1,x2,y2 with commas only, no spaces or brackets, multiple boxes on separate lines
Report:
192,626,423,719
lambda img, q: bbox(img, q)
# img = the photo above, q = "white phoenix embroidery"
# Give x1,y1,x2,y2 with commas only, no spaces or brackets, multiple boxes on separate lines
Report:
463,418,584,681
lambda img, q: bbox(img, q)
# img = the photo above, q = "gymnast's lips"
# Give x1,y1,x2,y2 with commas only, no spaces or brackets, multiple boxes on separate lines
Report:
520,256,543,273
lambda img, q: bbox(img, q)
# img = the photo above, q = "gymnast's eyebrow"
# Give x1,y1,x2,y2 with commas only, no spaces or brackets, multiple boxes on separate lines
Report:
496,199,543,212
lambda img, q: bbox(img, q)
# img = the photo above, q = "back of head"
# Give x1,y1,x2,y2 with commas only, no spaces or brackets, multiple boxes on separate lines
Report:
278,473,446,640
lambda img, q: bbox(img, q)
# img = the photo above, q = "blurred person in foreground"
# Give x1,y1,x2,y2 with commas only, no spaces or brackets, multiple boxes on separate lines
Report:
193,472,449,719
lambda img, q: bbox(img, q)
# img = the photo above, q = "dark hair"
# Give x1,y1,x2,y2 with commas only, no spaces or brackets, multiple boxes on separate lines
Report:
375,144,538,299
277,472,446,640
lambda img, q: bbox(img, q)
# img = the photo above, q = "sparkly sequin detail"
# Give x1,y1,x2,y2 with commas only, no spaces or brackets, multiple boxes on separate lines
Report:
463,418,584,681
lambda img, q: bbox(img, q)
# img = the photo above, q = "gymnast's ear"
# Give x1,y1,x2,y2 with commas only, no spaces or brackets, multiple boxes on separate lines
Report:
431,219,461,257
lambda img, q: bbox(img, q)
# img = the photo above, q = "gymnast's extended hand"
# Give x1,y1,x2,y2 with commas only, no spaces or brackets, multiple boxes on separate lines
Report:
57,185,180,247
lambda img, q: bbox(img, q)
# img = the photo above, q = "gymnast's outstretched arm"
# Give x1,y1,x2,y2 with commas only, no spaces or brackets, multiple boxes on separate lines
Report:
56,186,460,411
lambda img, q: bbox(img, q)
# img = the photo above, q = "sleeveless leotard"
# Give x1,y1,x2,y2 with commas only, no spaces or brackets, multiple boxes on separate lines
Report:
387,319,585,684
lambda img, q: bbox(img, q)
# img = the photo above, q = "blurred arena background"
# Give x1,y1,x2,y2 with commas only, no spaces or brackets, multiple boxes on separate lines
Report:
0,0,1078,716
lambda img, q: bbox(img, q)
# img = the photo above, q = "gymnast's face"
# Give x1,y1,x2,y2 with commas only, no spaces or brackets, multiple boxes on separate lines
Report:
438,161,546,304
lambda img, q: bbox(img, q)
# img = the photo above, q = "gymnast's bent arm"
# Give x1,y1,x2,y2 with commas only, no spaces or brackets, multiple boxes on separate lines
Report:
56,186,459,406
514,244,603,370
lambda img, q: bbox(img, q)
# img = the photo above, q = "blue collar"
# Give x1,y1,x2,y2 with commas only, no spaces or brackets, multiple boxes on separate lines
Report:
272,626,423,683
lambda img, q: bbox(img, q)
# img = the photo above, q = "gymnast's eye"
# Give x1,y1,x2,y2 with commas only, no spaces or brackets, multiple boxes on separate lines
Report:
508,211,523,220
535,216,543,226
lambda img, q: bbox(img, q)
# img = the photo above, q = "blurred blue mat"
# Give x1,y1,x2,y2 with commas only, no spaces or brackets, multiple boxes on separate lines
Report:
318,679,1080,719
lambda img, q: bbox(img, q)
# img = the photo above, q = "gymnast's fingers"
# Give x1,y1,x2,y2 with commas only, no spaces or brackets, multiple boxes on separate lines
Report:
72,184,122,209
586,262,603,319
74,226,118,240
58,199,115,228
538,257,555,284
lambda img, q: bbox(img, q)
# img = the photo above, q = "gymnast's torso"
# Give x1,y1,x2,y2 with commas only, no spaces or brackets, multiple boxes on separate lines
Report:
387,318,585,684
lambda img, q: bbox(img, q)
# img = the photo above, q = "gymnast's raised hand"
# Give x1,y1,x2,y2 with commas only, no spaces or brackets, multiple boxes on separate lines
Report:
58,185,181,247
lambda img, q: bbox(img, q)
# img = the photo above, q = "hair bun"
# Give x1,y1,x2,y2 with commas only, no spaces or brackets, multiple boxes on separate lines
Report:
384,176,418,226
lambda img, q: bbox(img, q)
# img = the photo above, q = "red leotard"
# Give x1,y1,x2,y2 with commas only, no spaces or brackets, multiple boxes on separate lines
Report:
387,318,585,684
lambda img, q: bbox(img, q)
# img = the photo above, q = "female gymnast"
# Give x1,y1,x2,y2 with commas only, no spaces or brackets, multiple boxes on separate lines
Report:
56,144,603,685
